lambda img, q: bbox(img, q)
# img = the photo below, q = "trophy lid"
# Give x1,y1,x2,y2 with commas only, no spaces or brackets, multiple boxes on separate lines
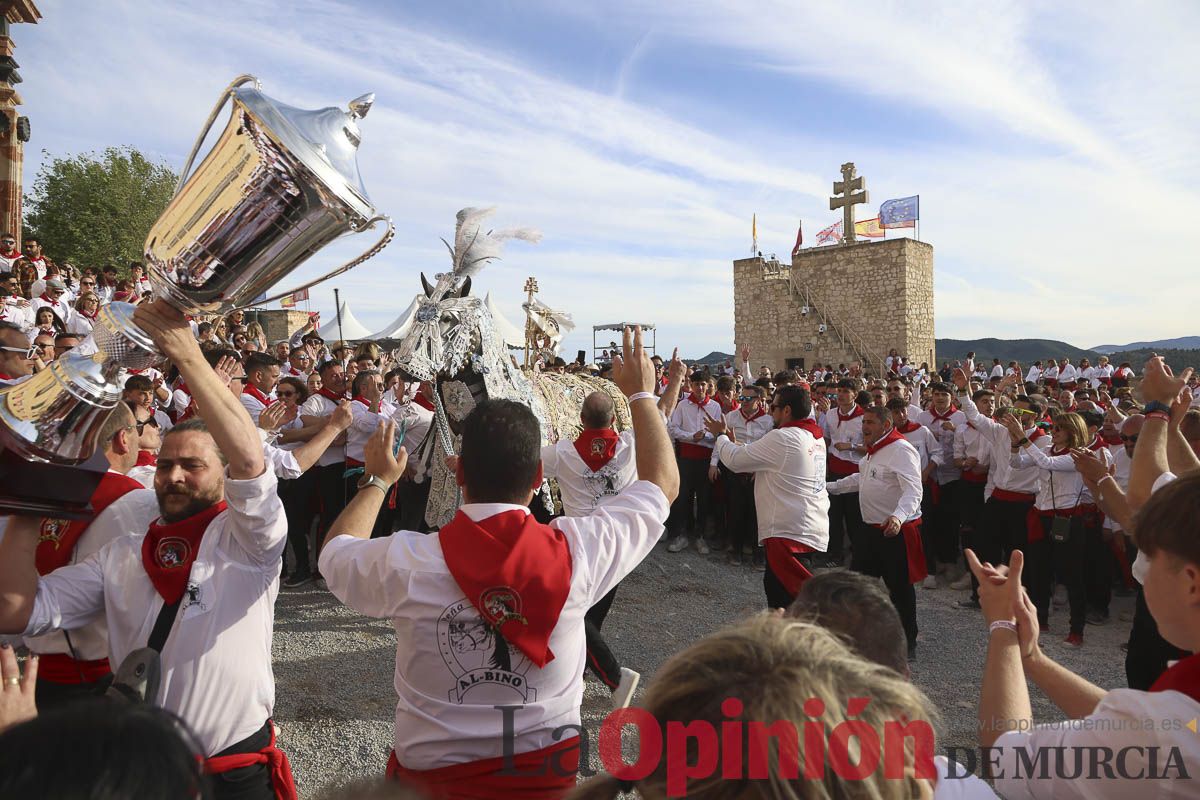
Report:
231,86,377,221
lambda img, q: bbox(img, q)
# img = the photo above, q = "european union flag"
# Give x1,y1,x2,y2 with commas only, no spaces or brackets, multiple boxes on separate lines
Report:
880,196,919,228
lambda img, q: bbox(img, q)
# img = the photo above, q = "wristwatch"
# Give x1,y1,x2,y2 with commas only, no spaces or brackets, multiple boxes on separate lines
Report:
357,474,391,495
1142,401,1172,416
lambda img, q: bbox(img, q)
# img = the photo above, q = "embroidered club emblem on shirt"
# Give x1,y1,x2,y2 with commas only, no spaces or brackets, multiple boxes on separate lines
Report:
589,437,606,456
155,537,192,569
480,587,528,628
38,518,69,548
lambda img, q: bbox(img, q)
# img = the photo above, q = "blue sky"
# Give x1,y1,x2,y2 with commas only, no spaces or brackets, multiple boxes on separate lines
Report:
14,1,1200,357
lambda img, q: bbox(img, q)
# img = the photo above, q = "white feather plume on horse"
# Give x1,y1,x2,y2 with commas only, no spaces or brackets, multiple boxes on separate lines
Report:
444,207,542,280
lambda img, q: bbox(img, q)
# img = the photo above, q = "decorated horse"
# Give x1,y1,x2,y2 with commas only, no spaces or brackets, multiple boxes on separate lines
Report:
391,207,629,528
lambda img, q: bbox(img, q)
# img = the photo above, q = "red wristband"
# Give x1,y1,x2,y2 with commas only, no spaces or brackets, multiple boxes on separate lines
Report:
1145,411,1170,422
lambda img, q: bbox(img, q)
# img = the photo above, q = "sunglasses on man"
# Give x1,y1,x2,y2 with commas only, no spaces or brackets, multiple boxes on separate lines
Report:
136,417,161,433
0,344,39,359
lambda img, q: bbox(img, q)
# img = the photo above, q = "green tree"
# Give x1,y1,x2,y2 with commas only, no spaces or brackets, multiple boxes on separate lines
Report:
23,146,177,273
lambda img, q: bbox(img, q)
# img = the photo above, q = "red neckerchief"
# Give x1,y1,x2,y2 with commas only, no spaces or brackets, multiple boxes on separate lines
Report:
352,395,375,412
413,393,435,411
141,501,228,605
318,387,344,404
175,380,191,396
242,383,270,406
286,365,304,376
687,392,709,408
740,405,768,422
867,427,906,456
929,405,957,422
718,397,740,414
38,293,56,304
1087,436,1106,452
135,450,158,468
1150,653,1200,704
836,404,865,426
573,427,620,471
439,509,573,668
35,473,144,575
895,420,922,434
781,418,825,439
0,372,12,380
1027,428,1045,442
77,306,98,320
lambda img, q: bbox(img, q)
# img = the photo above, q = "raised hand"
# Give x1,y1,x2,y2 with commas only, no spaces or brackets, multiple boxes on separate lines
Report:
1142,356,1192,405
951,367,970,392
667,347,684,384
258,400,293,432
965,548,1025,625
741,345,750,363
998,413,1025,442
1071,448,1112,490
610,326,655,398
212,354,242,388
365,419,407,486
328,399,354,432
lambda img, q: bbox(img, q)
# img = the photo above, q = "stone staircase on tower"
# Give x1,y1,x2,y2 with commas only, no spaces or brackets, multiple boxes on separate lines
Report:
785,268,887,376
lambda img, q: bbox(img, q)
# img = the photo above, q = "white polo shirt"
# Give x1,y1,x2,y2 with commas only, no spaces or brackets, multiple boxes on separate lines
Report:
713,426,829,549
827,437,923,524
318,480,669,770
541,429,637,517
300,392,345,467
23,467,287,756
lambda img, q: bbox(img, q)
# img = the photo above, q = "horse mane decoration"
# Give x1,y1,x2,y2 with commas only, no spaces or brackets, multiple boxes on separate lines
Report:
391,207,629,528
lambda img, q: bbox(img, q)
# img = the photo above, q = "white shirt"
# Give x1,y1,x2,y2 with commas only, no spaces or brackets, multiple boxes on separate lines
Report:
827,437,923,524
318,480,669,770
1059,363,1078,383
32,294,73,326
1012,442,1113,511
713,425,830,549
127,463,156,489
238,385,274,424
1081,366,1097,388
990,364,1004,378
20,471,144,662
541,429,637,517
1025,365,1042,383
917,407,966,484
345,397,392,463
23,467,286,756
711,408,774,466
300,392,345,466
821,406,866,469
1,296,34,330
392,399,434,456
957,393,1049,495
667,397,722,452
953,420,993,493
1104,446,1133,531
992,687,1200,799
1043,365,1059,381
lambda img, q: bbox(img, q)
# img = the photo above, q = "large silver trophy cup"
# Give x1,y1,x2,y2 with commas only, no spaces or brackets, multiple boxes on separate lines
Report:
0,75,393,516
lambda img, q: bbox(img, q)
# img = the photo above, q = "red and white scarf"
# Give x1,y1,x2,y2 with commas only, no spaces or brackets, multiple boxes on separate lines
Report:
836,404,865,426
439,510,573,668
243,383,271,406
866,427,906,456
141,502,228,605
573,428,620,472
36,473,144,575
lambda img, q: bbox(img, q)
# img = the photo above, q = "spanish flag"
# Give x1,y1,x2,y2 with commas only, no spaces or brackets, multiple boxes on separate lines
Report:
854,217,885,239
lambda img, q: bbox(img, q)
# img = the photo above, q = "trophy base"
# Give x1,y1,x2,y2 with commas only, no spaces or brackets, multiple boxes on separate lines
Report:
0,444,108,520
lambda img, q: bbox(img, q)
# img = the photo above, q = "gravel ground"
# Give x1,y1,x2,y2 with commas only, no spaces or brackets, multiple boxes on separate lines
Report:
273,542,1133,798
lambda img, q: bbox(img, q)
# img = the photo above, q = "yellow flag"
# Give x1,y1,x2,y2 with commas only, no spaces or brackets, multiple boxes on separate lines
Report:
854,217,885,238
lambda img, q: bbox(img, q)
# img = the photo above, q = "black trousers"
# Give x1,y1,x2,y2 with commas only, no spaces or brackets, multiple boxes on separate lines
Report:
763,548,818,610
278,469,317,577
584,586,621,689
393,478,431,533
667,456,712,540
970,495,1035,602
850,521,918,645
207,721,276,800
724,468,757,554
923,480,960,567
1035,515,1095,636
826,484,861,561
957,480,987,535
1085,526,1113,615
1127,585,1188,690
34,674,112,713
314,462,347,564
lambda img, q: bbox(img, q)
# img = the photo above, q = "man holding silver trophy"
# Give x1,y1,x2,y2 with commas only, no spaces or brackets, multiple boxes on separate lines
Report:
0,77,393,800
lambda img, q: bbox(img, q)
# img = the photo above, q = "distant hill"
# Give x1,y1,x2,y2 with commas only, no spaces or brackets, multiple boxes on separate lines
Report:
693,351,735,365
1091,336,1200,354
935,338,1098,365
1101,348,1200,373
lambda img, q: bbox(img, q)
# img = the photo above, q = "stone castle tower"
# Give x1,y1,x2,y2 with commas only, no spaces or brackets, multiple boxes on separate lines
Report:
0,2,42,244
733,237,935,376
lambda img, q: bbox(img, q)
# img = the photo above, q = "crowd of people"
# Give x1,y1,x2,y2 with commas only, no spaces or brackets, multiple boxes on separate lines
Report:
0,246,1198,798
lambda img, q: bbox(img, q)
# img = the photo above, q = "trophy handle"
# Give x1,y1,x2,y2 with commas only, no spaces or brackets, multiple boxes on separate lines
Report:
173,74,262,197
233,215,396,311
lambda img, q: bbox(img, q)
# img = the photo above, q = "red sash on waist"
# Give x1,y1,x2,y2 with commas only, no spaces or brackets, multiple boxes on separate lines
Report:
873,518,927,584
827,454,859,476
763,538,817,600
678,442,712,460
203,723,297,800
345,457,365,468
386,737,580,800
961,469,988,485
991,488,1036,504
36,654,111,685
923,479,941,505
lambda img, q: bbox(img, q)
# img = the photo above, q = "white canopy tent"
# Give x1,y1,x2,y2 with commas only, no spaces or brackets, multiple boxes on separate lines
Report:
485,293,526,350
318,300,373,341
367,297,420,340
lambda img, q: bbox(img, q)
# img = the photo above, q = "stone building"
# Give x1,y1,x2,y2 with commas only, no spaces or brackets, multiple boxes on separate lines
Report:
733,237,934,376
0,1,41,243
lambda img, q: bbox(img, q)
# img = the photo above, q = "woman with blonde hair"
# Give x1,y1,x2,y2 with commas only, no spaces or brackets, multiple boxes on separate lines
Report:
1003,411,1110,646
245,320,267,351
68,291,101,336
571,613,980,800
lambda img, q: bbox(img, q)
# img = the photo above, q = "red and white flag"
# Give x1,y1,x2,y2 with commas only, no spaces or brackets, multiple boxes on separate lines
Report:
816,220,843,245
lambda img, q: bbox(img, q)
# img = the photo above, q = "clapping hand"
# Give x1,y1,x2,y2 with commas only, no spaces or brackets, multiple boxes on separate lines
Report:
702,410,729,439
212,354,241,388
365,419,407,486
965,549,1040,661
998,413,1025,442
258,400,295,432
1071,448,1113,490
